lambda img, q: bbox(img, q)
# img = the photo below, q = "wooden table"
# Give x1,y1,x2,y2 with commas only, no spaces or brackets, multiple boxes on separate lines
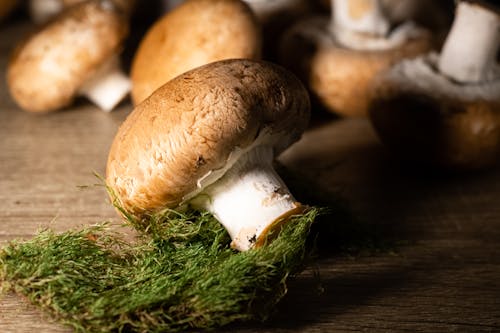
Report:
1,20,500,332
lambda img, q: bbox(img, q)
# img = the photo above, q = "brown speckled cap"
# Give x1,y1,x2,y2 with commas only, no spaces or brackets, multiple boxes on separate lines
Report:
130,0,261,105
7,0,128,112
107,59,310,216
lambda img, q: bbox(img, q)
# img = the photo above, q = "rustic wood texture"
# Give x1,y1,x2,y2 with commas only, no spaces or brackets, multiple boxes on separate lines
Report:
1,20,500,332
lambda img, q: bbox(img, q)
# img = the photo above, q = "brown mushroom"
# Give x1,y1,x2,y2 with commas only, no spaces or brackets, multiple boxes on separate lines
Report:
29,0,136,24
369,1,500,169
7,0,130,113
107,59,311,251
279,0,432,117
130,0,261,105
242,0,308,23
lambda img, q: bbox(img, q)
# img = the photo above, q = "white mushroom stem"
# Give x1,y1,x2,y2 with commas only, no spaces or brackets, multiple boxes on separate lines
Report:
331,0,424,51
438,1,500,84
190,146,302,251
79,55,131,112
332,0,390,38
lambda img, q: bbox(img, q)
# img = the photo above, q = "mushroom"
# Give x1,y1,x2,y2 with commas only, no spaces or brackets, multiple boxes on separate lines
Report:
29,0,82,23
7,0,130,113
28,0,136,24
369,0,500,169
242,0,308,23
130,0,261,105
242,0,313,60
278,0,433,117
316,0,454,28
107,59,311,251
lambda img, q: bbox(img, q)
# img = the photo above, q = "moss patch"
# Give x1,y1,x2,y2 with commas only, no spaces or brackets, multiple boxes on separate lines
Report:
0,206,319,332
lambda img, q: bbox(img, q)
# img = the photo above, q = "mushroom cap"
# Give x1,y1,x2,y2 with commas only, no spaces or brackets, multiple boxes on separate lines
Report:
130,0,261,105
369,54,500,169
107,59,310,216
7,0,128,113
279,16,432,117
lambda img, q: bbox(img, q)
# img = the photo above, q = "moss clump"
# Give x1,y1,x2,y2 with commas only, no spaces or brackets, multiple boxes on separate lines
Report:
0,206,319,332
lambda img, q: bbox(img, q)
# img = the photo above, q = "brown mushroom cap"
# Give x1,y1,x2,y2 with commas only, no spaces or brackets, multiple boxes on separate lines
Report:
369,54,500,169
279,17,432,117
7,0,128,113
107,59,310,217
130,0,261,105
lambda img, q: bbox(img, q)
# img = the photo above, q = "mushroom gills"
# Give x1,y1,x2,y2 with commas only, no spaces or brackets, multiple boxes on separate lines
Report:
190,145,302,251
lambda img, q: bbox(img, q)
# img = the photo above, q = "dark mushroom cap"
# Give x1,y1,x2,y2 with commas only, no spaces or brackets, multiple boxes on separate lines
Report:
107,59,310,216
7,0,128,112
279,17,432,117
369,54,500,169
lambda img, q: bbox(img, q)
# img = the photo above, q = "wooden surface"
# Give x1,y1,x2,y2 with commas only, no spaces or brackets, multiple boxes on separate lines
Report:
2,21,500,332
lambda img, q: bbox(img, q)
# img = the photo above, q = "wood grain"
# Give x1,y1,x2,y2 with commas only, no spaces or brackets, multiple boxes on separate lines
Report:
1,20,500,332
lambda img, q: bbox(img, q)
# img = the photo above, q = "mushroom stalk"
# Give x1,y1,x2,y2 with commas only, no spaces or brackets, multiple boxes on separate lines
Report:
331,0,421,51
332,0,390,38
191,146,303,251
438,1,500,84
79,55,131,112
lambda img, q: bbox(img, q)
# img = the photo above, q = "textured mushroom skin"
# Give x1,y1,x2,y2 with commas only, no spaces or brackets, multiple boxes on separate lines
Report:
370,88,500,169
130,0,261,105
107,59,310,216
7,0,128,112
280,17,432,117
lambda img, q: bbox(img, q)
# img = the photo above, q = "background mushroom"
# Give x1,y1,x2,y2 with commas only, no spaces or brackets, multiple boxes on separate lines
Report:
28,0,136,24
278,0,433,117
369,0,500,169
316,0,454,31
242,0,316,60
130,0,261,105
7,0,130,113
243,0,307,22
107,59,311,251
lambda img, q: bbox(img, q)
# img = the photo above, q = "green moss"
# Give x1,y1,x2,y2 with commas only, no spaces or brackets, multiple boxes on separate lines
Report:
0,204,320,332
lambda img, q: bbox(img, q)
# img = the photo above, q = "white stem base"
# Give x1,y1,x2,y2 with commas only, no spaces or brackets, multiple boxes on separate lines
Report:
79,55,131,112
190,146,302,251
438,2,500,84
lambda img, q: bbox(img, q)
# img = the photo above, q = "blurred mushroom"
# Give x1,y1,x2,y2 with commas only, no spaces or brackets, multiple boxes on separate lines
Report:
242,0,313,60
317,0,454,29
107,59,311,251
369,1,500,169
130,0,261,105
279,0,433,117
7,0,130,113
242,0,307,22
29,0,136,24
